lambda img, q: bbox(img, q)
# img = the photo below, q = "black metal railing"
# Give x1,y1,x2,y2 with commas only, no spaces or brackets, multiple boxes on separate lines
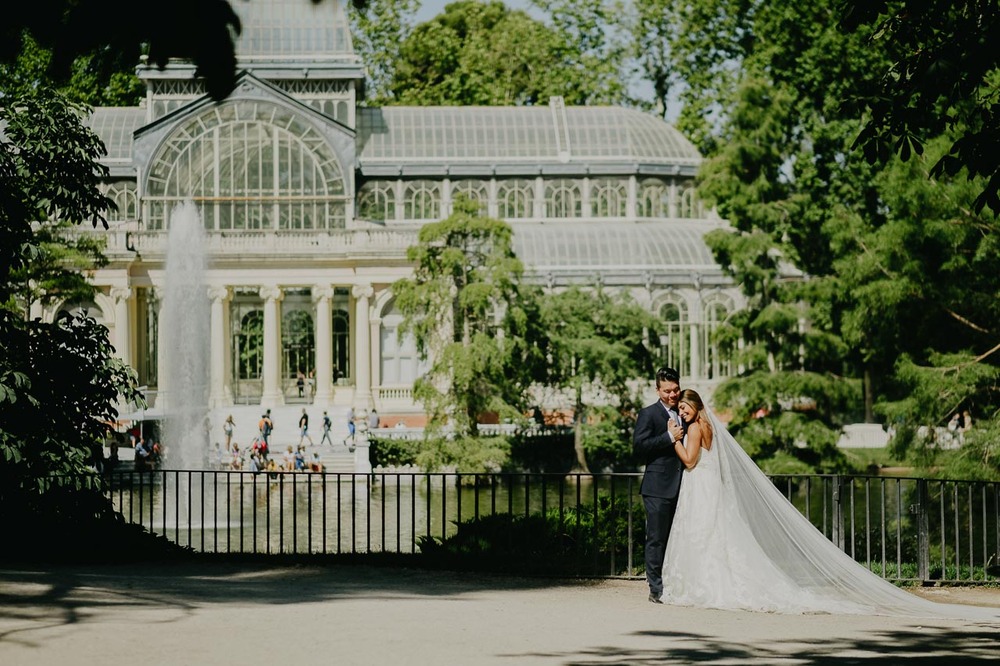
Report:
103,470,999,583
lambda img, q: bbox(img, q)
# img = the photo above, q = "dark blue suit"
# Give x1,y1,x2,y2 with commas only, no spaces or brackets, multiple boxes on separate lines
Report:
633,400,685,597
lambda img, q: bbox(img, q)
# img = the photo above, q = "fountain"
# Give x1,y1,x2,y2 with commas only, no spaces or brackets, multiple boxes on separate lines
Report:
161,201,210,470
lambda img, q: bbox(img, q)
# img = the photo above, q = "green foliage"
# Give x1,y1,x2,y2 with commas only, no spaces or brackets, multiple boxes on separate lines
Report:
348,0,419,103
508,428,576,473
639,0,1000,478
1,85,142,529
393,200,545,439
417,491,644,576
580,406,637,473
0,32,144,107
369,434,422,469
537,285,660,471
714,370,857,472
840,1,1000,214
387,0,627,105
414,435,511,474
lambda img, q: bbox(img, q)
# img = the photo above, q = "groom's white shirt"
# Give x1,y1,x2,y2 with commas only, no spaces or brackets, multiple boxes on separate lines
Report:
659,402,682,442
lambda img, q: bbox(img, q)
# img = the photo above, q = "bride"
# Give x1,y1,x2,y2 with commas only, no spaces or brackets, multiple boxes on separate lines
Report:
660,389,999,621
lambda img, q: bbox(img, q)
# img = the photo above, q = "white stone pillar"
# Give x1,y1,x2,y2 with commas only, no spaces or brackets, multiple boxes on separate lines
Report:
352,283,374,410
260,285,285,407
369,313,382,394
110,287,132,366
153,287,168,410
208,286,232,408
312,285,335,406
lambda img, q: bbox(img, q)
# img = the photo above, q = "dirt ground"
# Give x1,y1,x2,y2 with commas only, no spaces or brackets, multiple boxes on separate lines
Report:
1,562,997,665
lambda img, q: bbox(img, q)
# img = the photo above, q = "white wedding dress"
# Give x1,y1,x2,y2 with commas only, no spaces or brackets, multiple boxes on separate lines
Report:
661,409,1000,621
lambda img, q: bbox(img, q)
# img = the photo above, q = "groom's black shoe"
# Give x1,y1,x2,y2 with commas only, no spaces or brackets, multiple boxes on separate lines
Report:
648,592,663,604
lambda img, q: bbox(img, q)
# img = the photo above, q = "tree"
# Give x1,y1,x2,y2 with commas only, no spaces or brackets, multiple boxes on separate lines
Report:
387,0,627,106
647,0,1000,476
1,0,242,102
392,199,545,441
348,0,419,104
537,286,660,472
1,86,142,521
626,0,686,117
839,1,1000,215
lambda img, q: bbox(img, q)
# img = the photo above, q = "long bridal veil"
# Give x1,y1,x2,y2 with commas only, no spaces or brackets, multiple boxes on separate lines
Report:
706,408,1000,622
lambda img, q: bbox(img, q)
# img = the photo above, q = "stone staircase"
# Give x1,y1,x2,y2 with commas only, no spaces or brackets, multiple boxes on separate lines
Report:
207,404,363,473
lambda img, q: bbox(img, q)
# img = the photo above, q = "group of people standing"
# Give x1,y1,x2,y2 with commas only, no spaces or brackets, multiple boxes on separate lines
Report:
212,405,378,472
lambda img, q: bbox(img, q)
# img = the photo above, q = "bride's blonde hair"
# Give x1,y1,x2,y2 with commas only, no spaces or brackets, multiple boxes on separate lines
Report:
679,389,712,436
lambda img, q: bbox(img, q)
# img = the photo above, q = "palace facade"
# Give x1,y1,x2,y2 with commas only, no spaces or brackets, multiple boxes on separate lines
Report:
43,0,744,417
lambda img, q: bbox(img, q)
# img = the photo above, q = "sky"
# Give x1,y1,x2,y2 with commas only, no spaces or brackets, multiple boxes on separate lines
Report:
415,0,537,23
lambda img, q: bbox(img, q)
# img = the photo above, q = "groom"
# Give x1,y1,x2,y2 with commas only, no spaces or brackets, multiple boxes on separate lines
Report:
633,366,685,603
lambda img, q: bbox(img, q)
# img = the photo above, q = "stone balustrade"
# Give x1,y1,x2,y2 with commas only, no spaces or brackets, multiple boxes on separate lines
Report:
64,223,418,260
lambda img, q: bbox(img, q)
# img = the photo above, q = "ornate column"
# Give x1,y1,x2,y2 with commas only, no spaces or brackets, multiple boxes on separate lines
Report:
312,285,335,406
110,287,132,367
352,283,374,410
369,312,382,392
260,285,285,407
208,286,232,407
153,287,168,410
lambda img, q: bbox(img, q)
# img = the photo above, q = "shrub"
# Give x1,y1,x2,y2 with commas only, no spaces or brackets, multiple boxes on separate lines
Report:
417,490,644,576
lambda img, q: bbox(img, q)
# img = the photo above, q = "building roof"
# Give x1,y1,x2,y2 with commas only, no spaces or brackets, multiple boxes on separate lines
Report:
358,105,702,175
89,102,702,177
512,220,727,274
231,0,355,61
87,108,147,162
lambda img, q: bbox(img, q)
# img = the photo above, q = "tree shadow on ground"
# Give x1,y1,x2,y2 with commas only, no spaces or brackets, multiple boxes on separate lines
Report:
0,557,996,664
510,626,1000,665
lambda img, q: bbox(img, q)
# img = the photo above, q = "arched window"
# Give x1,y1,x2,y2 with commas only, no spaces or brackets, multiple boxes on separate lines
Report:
678,185,705,219
282,309,315,388
591,178,627,218
545,179,581,218
658,300,689,378
637,178,668,218
145,100,348,231
235,310,264,380
105,181,138,221
356,180,395,222
403,180,441,220
333,309,350,383
701,298,735,379
450,180,488,215
496,179,533,219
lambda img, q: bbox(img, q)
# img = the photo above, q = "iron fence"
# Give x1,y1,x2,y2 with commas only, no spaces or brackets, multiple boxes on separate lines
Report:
104,470,999,583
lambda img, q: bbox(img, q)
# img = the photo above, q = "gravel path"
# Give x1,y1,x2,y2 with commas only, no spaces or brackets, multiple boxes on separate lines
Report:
1,563,997,665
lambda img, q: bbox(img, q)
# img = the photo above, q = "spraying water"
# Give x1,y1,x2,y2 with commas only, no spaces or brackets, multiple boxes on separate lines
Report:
161,201,210,470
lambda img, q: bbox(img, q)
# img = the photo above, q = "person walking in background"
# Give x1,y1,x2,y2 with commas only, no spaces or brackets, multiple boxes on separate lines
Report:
259,410,273,447
223,414,235,451
368,408,380,430
344,406,356,450
298,408,314,446
633,367,686,604
320,410,333,446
